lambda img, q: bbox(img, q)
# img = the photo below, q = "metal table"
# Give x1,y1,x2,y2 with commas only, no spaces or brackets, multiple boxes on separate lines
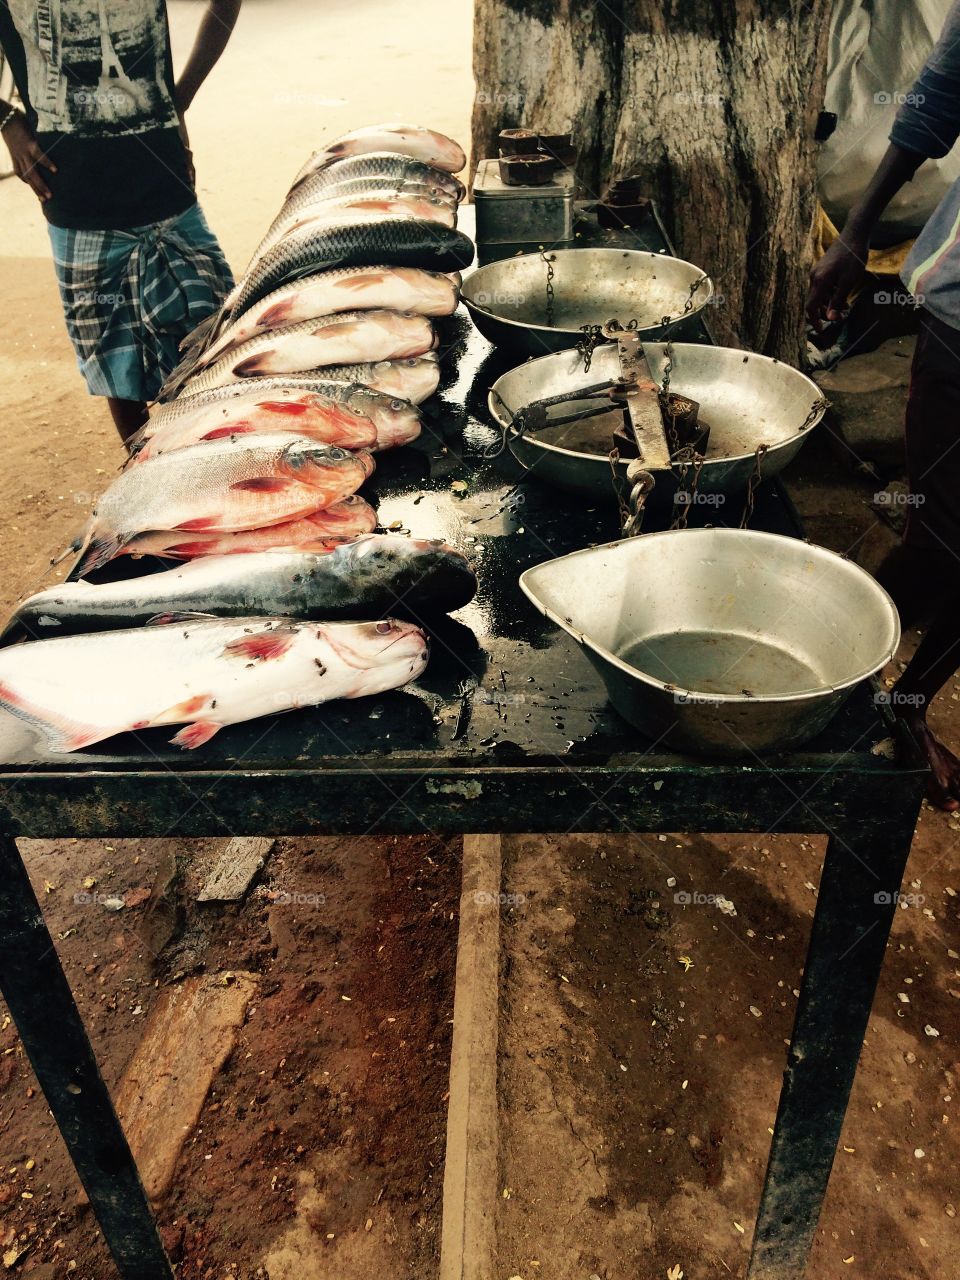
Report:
0,209,926,1280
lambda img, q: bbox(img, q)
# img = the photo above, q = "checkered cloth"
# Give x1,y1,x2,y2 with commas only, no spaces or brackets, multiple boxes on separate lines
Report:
48,202,234,402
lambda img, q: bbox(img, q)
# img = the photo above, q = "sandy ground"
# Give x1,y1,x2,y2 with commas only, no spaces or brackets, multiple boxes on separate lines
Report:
0,3,958,1278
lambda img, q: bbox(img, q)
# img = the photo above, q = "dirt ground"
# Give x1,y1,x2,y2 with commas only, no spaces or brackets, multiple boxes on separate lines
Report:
0,2,958,1278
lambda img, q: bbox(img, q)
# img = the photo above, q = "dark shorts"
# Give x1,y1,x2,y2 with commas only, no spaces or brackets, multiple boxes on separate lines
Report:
904,307,960,553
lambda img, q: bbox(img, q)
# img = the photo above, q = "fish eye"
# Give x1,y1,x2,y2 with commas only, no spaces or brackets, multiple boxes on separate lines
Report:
376,621,393,634
390,399,405,411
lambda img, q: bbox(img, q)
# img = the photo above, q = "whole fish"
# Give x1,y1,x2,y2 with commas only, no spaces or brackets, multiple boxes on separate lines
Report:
142,379,421,453
283,152,465,210
0,615,429,752
249,192,457,267
292,125,466,188
187,268,458,370
227,219,475,322
302,356,441,405
9,537,477,639
67,435,374,578
121,499,378,560
169,311,437,400
130,393,377,462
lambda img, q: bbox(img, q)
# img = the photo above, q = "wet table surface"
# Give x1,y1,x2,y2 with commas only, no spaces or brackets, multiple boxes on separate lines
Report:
0,206,919,837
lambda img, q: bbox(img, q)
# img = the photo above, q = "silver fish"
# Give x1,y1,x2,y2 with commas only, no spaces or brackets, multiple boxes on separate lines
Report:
8,537,477,638
292,125,466,186
0,616,429,752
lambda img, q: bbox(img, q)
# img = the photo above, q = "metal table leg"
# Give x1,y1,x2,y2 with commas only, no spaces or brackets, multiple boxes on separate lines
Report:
748,808,920,1278
0,836,173,1280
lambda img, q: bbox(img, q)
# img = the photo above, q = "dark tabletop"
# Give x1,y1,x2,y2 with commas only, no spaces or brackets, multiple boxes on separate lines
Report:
0,207,918,794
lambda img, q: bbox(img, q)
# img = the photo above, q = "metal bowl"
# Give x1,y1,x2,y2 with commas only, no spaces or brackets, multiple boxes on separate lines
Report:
489,342,825,501
519,529,900,757
461,247,713,355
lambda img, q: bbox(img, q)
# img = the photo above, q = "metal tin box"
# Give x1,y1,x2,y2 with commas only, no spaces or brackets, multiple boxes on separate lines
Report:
473,158,575,249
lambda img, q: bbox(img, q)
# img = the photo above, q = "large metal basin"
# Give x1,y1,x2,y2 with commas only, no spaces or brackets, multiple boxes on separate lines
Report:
490,342,825,503
519,529,900,757
462,247,713,355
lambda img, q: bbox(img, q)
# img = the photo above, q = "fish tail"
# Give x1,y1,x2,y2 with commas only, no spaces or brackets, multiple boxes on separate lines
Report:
178,303,229,356
156,354,201,401
67,530,132,581
0,679,107,753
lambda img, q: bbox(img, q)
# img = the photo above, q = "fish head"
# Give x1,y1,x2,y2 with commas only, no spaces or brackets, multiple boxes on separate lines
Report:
369,359,441,404
279,438,357,479
349,392,422,445
318,619,430,693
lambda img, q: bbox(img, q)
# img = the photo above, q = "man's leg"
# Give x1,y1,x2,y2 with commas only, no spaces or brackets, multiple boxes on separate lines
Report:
877,308,960,808
106,397,149,446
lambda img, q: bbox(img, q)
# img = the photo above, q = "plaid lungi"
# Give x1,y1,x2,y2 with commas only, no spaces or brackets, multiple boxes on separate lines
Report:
48,202,234,402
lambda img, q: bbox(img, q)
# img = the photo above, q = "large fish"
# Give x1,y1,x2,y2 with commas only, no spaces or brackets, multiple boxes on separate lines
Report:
299,356,441,405
0,616,429,752
282,152,466,209
9,537,477,639
227,219,475,323
67,435,374,578
249,191,457,267
120,499,378,560
140,379,421,454
129,393,378,463
186,268,458,371
168,311,437,400
292,125,467,188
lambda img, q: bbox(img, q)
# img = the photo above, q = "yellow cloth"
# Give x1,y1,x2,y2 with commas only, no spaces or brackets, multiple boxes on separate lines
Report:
814,205,914,277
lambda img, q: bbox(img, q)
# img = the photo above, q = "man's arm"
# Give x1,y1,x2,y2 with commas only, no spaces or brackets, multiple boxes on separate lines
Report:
0,100,56,201
807,0,960,326
174,0,242,113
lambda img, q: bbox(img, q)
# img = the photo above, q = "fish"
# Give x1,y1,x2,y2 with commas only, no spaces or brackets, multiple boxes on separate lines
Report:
248,191,457,268
8,537,477,639
298,356,441,405
120,499,378,560
129,393,378,463
167,310,437,400
141,379,422,454
0,615,429,752
67,435,374,578
227,219,475,324
282,151,466,208
292,126,467,188
183,268,458,370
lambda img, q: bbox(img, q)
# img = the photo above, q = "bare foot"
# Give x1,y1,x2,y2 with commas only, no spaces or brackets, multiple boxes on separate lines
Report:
900,711,960,811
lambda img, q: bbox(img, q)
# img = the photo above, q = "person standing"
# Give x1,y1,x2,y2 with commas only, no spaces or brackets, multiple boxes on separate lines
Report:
808,0,960,809
0,0,241,442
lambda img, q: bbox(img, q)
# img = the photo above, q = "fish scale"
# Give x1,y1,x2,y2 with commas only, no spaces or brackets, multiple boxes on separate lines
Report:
174,310,437,399
68,434,373,578
282,152,465,210
227,218,475,321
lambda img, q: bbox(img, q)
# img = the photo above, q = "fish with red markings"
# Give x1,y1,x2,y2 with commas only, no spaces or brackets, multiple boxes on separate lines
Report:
185,267,459,370
119,498,378,560
65,434,373,578
291,125,467,189
135,379,421,455
170,310,437,399
0,616,429,752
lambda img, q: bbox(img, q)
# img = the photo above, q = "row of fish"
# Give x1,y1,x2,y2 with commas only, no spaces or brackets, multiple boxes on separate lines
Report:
1,125,477,754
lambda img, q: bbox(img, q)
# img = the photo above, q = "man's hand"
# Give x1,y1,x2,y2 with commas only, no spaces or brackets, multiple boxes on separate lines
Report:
806,234,870,328
2,114,57,201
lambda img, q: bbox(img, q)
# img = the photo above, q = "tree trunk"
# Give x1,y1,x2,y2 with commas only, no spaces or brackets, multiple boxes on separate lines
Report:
472,1,832,364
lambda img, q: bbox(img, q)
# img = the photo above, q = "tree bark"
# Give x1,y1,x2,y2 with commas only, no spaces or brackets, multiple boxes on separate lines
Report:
472,1,832,364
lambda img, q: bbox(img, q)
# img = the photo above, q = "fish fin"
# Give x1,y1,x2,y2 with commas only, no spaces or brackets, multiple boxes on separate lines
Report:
145,611,219,627
170,720,222,750
68,531,133,581
0,680,108,753
222,629,296,662
156,354,200,401
160,541,214,557
257,298,296,328
200,422,255,440
176,516,220,530
259,399,310,415
230,476,292,492
232,353,275,378
178,305,227,355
